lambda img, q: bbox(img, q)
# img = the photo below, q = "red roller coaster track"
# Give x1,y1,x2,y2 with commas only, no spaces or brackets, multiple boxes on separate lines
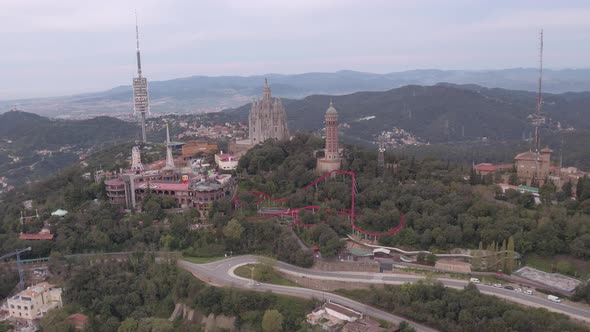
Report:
231,169,404,237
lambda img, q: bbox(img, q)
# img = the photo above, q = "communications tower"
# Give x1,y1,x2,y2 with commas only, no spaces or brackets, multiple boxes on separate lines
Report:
527,29,546,182
132,13,150,143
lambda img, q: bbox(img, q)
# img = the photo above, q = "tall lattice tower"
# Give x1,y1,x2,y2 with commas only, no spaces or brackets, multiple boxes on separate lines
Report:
527,29,546,181
132,13,150,143
530,29,545,152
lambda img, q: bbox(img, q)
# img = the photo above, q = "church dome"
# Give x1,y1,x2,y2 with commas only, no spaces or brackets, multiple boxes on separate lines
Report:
326,101,338,114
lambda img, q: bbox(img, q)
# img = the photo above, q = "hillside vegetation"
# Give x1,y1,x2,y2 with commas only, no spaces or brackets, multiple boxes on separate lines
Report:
225,83,590,144
0,111,138,185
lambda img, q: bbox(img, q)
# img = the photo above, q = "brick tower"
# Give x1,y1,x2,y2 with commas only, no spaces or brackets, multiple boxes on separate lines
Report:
316,101,341,174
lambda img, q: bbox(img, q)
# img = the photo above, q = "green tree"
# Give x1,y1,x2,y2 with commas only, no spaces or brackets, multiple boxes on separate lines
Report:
486,242,497,271
426,253,437,265
506,236,516,274
118,318,139,332
143,197,163,219
472,241,483,270
577,176,587,200
562,180,573,199
254,257,277,282
399,321,417,332
223,219,244,240
508,173,518,185
38,309,74,332
500,239,507,272
262,309,284,332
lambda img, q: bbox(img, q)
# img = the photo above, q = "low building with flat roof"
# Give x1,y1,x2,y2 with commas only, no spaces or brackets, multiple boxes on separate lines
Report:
3,282,62,321
215,151,239,171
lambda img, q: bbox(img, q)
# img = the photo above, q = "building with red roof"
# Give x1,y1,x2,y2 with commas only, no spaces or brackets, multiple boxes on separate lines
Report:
102,146,236,217
68,313,89,330
19,233,54,241
215,151,239,171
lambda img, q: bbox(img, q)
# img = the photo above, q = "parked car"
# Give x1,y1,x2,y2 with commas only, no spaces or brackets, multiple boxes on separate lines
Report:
515,288,523,293
469,278,480,283
547,295,561,303
493,283,502,288
504,285,514,290
524,290,533,295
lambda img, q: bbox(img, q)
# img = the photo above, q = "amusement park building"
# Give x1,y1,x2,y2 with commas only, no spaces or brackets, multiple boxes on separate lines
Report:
104,147,236,217
105,171,235,217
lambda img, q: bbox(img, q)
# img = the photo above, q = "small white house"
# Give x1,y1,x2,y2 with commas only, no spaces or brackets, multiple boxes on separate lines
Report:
215,151,239,171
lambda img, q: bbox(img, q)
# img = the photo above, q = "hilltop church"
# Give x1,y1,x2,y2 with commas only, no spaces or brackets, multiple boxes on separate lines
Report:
248,78,290,143
230,79,290,156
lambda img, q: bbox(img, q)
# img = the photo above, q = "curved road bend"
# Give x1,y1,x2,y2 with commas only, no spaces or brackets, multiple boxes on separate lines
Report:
178,257,438,332
179,256,590,325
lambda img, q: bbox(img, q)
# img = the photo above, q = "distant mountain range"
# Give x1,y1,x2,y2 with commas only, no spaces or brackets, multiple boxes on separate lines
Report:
2,68,590,118
223,83,590,144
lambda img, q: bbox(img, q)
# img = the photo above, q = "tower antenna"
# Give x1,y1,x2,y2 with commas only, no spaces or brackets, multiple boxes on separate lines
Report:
132,10,150,143
535,29,544,152
135,10,142,78
527,29,546,185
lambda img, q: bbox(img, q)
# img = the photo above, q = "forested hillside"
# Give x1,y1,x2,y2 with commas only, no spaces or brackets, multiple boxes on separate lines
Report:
0,111,138,185
340,282,588,332
224,83,590,144
38,255,316,332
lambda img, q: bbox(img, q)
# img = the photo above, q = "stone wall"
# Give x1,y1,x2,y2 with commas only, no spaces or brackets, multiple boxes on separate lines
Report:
279,272,374,292
171,303,236,332
313,260,380,272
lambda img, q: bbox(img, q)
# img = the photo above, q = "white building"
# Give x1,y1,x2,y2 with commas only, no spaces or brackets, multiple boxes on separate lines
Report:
3,282,62,320
215,151,239,171
307,301,363,331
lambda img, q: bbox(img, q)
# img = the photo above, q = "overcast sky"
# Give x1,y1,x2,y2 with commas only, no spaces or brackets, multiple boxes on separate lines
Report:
1,0,589,99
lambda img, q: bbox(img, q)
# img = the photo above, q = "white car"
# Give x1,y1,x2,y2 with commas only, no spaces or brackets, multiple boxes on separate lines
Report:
524,290,533,295
469,278,480,283
493,283,502,288
515,288,522,293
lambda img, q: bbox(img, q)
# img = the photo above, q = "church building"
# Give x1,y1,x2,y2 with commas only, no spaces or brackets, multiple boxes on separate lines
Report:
248,79,290,143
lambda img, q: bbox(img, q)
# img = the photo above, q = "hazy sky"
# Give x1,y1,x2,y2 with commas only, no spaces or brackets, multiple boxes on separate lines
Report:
1,0,589,99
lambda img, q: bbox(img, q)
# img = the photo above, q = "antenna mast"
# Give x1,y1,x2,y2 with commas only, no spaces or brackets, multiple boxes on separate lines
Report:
135,10,142,78
535,29,544,152
132,10,150,143
527,29,546,186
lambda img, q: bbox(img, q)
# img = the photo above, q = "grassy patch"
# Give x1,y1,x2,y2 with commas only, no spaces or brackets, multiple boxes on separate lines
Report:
181,255,225,264
524,254,590,279
234,264,301,287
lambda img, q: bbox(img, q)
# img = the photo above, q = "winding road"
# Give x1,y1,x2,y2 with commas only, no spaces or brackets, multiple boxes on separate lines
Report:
179,255,590,331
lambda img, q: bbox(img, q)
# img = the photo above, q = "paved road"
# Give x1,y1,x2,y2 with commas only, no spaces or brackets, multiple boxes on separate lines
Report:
274,258,590,324
179,256,438,332
179,255,590,326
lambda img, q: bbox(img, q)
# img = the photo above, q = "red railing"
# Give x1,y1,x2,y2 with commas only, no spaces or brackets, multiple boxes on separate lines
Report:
230,170,404,237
